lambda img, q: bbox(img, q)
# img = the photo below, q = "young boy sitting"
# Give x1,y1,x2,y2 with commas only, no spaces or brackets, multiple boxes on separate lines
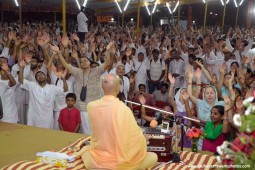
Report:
58,93,81,133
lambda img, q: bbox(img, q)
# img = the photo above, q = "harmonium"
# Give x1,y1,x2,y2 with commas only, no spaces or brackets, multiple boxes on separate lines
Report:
142,127,172,162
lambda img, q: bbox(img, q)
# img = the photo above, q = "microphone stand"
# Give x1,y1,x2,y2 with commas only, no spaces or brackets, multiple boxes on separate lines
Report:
125,100,200,166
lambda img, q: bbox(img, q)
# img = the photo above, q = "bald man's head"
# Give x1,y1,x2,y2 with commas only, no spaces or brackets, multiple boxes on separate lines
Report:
102,74,121,96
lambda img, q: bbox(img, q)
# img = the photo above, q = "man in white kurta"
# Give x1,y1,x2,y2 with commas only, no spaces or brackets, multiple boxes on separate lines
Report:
19,61,68,128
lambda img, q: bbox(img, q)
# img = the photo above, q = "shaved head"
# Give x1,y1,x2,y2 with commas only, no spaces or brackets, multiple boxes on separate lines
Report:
102,74,121,96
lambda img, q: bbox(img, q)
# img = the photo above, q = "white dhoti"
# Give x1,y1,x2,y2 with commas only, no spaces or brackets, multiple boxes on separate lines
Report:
80,111,91,135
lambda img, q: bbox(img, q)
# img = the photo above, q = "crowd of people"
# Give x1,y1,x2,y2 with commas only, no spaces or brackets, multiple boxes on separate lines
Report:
0,14,255,167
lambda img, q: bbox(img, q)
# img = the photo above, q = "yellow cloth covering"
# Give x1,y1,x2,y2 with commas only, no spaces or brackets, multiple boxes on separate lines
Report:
2,136,218,170
81,95,157,169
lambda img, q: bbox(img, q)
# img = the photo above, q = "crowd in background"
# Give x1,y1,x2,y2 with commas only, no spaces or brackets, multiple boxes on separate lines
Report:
0,20,255,153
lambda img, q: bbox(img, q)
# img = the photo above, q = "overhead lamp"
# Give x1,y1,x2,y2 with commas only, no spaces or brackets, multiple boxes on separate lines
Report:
131,18,133,21
233,0,238,7
111,18,114,21
145,4,151,15
123,0,131,11
220,0,224,6
226,0,230,4
14,0,19,7
83,0,88,7
203,0,206,3
115,0,122,13
75,0,81,10
239,0,244,6
173,0,179,13
166,3,172,14
152,0,158,14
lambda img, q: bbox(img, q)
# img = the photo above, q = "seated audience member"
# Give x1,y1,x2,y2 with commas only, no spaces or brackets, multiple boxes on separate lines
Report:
140,95,175,128
58,93,81,133
152,83,169,104
133,84,156,106
81,74,157,169
184,90,231,153
132,84,156,123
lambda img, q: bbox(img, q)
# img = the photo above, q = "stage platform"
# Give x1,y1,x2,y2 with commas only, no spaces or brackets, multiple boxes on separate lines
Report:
0,122,85,168
1,122,218,169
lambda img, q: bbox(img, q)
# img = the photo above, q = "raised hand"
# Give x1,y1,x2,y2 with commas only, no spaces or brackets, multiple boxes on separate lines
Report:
195,67,202,79
181,90,190,101
61,35,69,47
19,60,25,69
61,69,68,80
71,51,78,59
8,31,16,40
49,44,60,53
194,60,203,68
218,64,226,74
168,73,175,85
139,94,146,105
129,75,135,84
222,94,232,111
72,33,80,41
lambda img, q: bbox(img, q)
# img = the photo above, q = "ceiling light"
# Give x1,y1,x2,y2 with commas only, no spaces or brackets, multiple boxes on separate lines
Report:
75,0,81,10
115,0,122,13
233,0,238,7
152,0,158,14
166,3,172,14
83,0,88,7
145,4,151,15
123,0,131,11
239,0,244,6
173,0,179,13
220,0,224,6
14,0,19,7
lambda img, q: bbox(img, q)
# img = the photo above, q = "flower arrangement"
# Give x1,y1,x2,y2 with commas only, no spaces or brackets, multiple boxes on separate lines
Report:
216,97,255,169
186,127,204,152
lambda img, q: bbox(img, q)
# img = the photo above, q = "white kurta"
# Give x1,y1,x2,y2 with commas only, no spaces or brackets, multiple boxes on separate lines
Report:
1,80,18,123
133,59,148,91
20,80,65,129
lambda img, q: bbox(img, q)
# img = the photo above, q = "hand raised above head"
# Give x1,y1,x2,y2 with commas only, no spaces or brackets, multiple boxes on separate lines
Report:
139,94,146,105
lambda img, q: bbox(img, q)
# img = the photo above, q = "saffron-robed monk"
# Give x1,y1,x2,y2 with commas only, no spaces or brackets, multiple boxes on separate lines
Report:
81,73,158,169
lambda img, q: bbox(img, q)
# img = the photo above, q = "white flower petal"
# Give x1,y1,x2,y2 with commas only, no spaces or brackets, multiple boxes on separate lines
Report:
233,114,242,127
216,156,222,163
245,109,251,116
216,146,223,155
243,97,254,105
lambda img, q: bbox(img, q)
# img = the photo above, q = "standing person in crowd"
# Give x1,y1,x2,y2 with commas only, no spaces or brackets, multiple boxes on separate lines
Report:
0,61,17,123
168,49,185,88
132,52,148,91
18,60,68,129
50,42,114,135
147,49,166,94
77,6,88,43
58,93,81,133
81,74,157,169
47,52,75,130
